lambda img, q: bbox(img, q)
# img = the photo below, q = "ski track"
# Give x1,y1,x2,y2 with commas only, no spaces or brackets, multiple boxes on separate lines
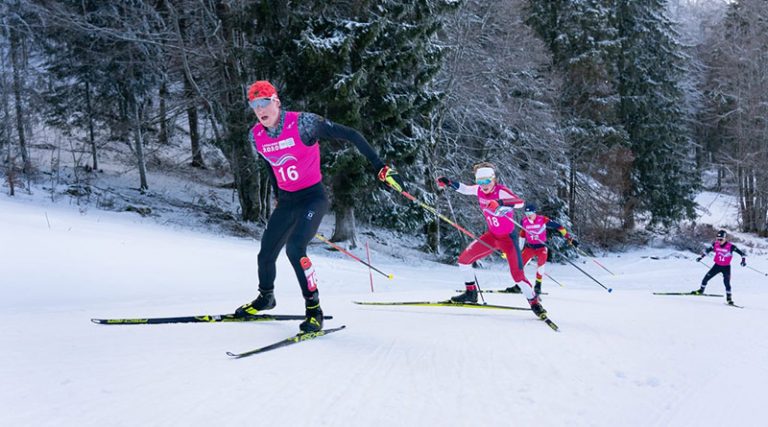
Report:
2,197,768,426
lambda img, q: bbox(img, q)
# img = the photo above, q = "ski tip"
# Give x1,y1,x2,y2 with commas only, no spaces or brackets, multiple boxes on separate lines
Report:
90,318,103,324
225,351,241,358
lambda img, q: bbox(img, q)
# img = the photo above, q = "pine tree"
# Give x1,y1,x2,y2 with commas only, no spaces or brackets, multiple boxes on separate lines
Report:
246,1,456,244
615,0,698,228
526,0,629,236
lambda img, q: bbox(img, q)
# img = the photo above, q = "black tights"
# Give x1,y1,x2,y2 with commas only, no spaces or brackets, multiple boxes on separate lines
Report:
257,184,329,301
701,264,731,294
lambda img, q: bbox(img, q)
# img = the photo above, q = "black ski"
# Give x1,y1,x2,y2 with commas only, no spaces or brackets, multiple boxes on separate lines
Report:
726,302,744,309
226,325,347,358
539,314,559,332
353,300,531,311
455,289,549,295
91,313,333,325
652,292,724,297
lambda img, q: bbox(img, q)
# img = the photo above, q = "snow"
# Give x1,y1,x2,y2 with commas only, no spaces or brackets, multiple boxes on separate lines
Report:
1,193,768,427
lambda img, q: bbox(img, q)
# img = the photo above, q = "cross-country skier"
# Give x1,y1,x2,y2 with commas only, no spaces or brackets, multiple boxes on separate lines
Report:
504,203,578,295
234,80,404,332
436,163,547,318
691,229,747,306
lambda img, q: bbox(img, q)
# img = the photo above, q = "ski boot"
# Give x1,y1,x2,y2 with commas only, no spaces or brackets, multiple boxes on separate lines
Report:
451,282,478,303
300,303,324,333
504,284,522,294
234,291,276,317
528,296,547,319
726,295,735,306
690,289,704,296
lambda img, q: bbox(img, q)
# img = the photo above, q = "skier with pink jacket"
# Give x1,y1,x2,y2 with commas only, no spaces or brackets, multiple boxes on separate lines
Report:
437,162,547,318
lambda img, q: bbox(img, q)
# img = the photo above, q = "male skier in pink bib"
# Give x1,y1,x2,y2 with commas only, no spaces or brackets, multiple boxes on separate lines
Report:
437,163,547,319
235,81,404,332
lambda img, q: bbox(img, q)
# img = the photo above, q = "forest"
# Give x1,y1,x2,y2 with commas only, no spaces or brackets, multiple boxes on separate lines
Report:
1,0,766,252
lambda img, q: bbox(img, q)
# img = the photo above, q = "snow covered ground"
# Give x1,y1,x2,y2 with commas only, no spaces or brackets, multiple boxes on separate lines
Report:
1,193,767,427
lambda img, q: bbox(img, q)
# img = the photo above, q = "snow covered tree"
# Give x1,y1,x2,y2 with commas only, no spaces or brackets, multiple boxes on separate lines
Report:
614,0,698,228
526,0,629,239
527,0,698,233
246,1,457,245
701,0,768,235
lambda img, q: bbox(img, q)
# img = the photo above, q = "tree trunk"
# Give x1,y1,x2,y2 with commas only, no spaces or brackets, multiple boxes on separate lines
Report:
158,80,169,145
133,101,149,191
425,178,440,253
178,14,205,169
332,205,358,248
9,26,30,173
186,96,204,168
85,81,98,170
213,0,262,221
568,159,576,221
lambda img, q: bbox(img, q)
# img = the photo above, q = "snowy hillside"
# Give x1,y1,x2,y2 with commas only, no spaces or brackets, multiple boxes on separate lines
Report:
1,192,767,427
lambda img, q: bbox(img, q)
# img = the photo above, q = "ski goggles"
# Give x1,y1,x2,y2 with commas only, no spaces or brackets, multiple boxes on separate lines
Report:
476,177,493,185
249,95,275,109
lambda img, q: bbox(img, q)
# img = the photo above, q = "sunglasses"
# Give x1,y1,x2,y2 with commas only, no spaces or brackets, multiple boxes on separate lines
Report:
525,211,536,215
249,96,275,109
476,178,493,185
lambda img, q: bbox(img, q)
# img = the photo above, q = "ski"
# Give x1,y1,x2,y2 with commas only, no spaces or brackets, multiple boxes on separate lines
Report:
726,303,744,309
91,313,333,325
539,314,559,332
456,289,548,295
226,325,346,358
353,301,530,311
652,292,724,297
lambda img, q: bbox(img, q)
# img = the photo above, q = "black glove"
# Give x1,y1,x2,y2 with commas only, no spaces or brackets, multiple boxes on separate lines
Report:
436,176,459,190
570,239,579,248
378,165,404,192
741,258,746,267
696,256,702,262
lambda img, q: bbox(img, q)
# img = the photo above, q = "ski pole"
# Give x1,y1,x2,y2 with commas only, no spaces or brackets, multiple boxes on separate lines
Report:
366,241,375,292
524,257,564,287
507,216,612,293
697,259,712,269
474,274,488,305
561,257,612,292
573,245,615,276
314,234,394,279
746,265,768,276
443,189,506,259
396,189,501,255
544,272,565,288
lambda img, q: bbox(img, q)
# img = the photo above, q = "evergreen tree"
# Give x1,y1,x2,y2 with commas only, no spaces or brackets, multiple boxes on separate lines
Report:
246,1,457,244
701,0,768,234
526,0,629,238
615,0,698,228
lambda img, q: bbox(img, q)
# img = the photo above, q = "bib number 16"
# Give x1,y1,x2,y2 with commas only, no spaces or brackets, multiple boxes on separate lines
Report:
277,165,299,182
